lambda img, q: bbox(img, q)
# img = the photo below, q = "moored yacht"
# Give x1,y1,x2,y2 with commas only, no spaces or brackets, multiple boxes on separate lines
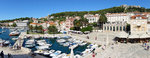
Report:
9,31,20,36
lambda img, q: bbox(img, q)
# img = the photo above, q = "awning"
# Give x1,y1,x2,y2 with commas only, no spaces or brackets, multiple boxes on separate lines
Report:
140,33,150,38
117,32,129,38
128,34,140,39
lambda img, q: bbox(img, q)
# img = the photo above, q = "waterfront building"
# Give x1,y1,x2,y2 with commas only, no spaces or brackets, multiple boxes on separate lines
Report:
84,14,100,23
130,15,148,34
103,22,127,32
105,13,134,23
8,22,14,26
65,17,76,31
32,18,38,23
16,22,27,27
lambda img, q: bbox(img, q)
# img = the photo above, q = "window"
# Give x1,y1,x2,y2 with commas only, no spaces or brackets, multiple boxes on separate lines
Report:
116,26,118,31
107,26,109,30
110,26,112,30
123,26,125,31
104,26,106,30
113,26,115,31
120,26,122,31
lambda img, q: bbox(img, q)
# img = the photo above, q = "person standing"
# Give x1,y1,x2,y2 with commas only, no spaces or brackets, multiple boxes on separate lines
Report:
8,53,11,58
92,52,95,58
1,51,4,58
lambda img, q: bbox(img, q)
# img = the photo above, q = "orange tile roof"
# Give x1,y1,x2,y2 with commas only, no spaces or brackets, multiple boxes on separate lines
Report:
30,23,38,24
131,15,148,19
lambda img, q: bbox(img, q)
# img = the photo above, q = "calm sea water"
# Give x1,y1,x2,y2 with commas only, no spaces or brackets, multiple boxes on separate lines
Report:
0,28,88,55
0,28,18,45
23,38,88,55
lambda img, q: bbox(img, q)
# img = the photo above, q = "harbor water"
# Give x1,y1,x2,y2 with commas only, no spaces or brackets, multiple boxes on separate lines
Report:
0,28,18,45
23,38,89,55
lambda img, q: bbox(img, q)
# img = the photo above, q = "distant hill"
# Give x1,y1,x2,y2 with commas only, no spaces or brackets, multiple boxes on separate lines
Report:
50,6,150,17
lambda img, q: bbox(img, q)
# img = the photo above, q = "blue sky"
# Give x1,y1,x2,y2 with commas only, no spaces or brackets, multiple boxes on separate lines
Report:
0,0,150,20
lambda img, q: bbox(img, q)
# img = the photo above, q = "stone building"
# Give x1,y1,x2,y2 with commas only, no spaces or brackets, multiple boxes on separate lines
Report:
103,22,127,32
130,15,148,34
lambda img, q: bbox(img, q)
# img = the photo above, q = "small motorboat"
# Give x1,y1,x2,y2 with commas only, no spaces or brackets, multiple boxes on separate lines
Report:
25,39,35,45
34,50,44,54
50,50,62,57
25,44,35,48
49,50,55,54
74,54,81,58
43,50,50,56
4,41,10,45
36,46,49,50
57,39,66,43
79,43,87,46
12,38,18,40
9,31,20,36
63,42,70,47
69,44,78,49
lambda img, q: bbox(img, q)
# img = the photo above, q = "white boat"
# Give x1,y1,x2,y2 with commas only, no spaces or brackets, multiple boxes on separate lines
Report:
12,38,18,40
34,50,44,54
57,39,66,43
25,44,35,48
63,42,70,46
69,44,78,49
82,49,91,56
79,43,87,46
25,39,35,45
57,53,68,58
9,31,20,36
37,40,47,46
43,50,50,55
49,50,55,54
50,50,61,57
74,54,81,58
36,46,49,50
4,41,10,45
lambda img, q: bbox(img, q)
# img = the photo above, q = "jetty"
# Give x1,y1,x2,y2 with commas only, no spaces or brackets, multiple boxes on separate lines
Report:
13,32,26,49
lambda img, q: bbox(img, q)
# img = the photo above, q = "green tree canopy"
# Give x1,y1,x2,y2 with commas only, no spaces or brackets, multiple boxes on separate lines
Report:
12,23,17,27
48,26,58,34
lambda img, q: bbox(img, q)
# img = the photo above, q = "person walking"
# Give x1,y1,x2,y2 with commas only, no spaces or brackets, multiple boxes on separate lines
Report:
8,53,11,58
1,51,4,58
147,46,149,50
92,52,95,58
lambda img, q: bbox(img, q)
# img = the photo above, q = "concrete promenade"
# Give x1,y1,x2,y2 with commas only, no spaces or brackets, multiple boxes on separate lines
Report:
13,32,26,47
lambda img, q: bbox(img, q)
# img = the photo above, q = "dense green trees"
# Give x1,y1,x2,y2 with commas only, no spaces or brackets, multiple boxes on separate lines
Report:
0,17,32,23
12,23,17,27
48,26,58,34
98,14,107,28
81,26,93,32
73,17,89,30
28,25,44,34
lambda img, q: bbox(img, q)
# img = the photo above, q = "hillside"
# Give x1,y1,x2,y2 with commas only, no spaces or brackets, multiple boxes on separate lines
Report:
50,6,150,17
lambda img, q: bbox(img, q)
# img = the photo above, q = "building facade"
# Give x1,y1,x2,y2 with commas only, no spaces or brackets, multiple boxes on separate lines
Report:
130,15,148,34
103,22,127,32
105,13,134,23
84,14,100,23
